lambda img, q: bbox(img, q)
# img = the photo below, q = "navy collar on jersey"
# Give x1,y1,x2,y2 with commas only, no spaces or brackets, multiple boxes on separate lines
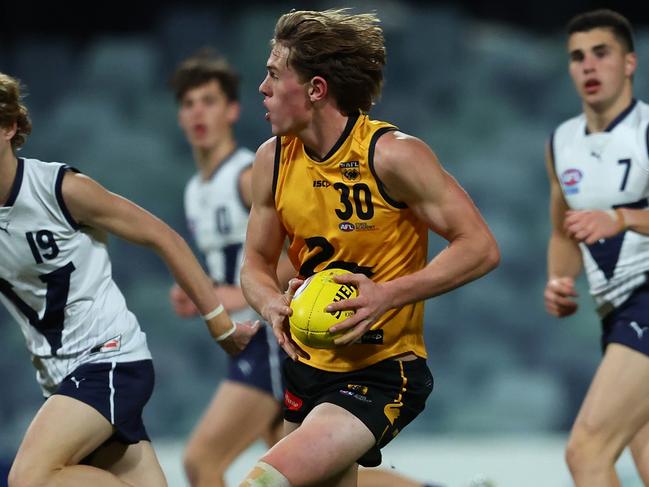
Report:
203,146,239,182
3,158,24,207
585,98,637,135
305,113,359,162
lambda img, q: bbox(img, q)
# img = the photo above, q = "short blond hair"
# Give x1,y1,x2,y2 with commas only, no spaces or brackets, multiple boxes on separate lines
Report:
0,73,32,150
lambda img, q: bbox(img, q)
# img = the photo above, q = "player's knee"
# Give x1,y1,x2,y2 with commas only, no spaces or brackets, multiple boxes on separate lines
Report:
239,461,292,487
183,443,228,482
182,453,199,486
565,439,583,473
8,461,55,487
565,423,616,471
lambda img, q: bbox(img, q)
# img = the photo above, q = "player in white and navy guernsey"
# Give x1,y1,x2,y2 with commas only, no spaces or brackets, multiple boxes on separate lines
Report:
551,99,649,313
0,157,152,394
0,72,257,487
183,147,285,398
169,51,291,487
184,146,258,325
544,10,649,485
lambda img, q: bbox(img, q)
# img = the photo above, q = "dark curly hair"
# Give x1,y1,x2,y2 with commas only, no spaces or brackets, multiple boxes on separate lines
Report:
170,48,240,102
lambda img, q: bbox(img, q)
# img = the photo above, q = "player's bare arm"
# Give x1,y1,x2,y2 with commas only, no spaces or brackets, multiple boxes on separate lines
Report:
241,162,296,287
241,138,307,360
170,165,256,318
545,143,582,317
565,204,649,243
61,171,258,354
613,206,649,235
329,131,500,344
238,165,254,209
563,209,626,244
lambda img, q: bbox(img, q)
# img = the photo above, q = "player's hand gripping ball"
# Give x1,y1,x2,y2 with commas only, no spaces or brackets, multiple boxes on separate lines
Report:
289,269,358,349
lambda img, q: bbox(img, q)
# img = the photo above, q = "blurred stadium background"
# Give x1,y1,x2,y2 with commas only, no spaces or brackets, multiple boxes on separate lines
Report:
2,1,649,486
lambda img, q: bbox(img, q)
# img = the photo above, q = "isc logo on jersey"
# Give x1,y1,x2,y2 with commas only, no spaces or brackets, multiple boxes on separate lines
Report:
561,168,583,194
289,269,358,349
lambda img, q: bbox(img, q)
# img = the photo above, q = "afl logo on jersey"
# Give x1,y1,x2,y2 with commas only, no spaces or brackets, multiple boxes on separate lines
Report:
339,222,355,232
561,168,583,194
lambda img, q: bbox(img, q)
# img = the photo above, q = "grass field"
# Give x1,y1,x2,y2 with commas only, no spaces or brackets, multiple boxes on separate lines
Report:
155,433,641,487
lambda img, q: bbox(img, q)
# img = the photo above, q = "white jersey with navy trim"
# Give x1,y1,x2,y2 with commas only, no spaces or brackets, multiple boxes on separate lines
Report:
0,158,151,395
551,99,649,312
184,147,257,322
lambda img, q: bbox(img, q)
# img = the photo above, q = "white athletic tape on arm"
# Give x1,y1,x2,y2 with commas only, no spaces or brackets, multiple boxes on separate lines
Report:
606,208,626,233
214,322,237,342
203,304,224,321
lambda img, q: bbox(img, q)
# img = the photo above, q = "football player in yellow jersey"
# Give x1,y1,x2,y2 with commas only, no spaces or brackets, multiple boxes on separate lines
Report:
239,8,499,487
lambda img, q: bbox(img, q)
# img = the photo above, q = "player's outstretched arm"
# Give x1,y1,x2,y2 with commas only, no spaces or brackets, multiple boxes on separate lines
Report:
378,132,500,298
329,131,500,345
61,170,258,354
241,139,306,360
545,143,581,317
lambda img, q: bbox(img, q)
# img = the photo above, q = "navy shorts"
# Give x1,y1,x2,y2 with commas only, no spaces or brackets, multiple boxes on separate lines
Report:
602,283,649,356
227,324,286,401
54,360,154,445
283,357,433,467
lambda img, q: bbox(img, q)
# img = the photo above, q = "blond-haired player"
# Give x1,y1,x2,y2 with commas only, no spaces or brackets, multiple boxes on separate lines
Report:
240,9,499,487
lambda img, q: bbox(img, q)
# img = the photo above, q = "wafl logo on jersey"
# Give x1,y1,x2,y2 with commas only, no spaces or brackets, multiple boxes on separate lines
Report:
561,168,583,194
340,161,360,182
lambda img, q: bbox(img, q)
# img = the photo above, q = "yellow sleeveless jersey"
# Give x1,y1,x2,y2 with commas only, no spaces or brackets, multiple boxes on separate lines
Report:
273,114,428,372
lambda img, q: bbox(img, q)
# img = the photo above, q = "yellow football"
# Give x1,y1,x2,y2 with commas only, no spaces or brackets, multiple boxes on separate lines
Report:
289,268,358,349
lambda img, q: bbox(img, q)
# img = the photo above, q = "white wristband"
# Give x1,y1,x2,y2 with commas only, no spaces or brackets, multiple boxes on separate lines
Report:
203,304,224,321
214,322,237,342
606,208,626,232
